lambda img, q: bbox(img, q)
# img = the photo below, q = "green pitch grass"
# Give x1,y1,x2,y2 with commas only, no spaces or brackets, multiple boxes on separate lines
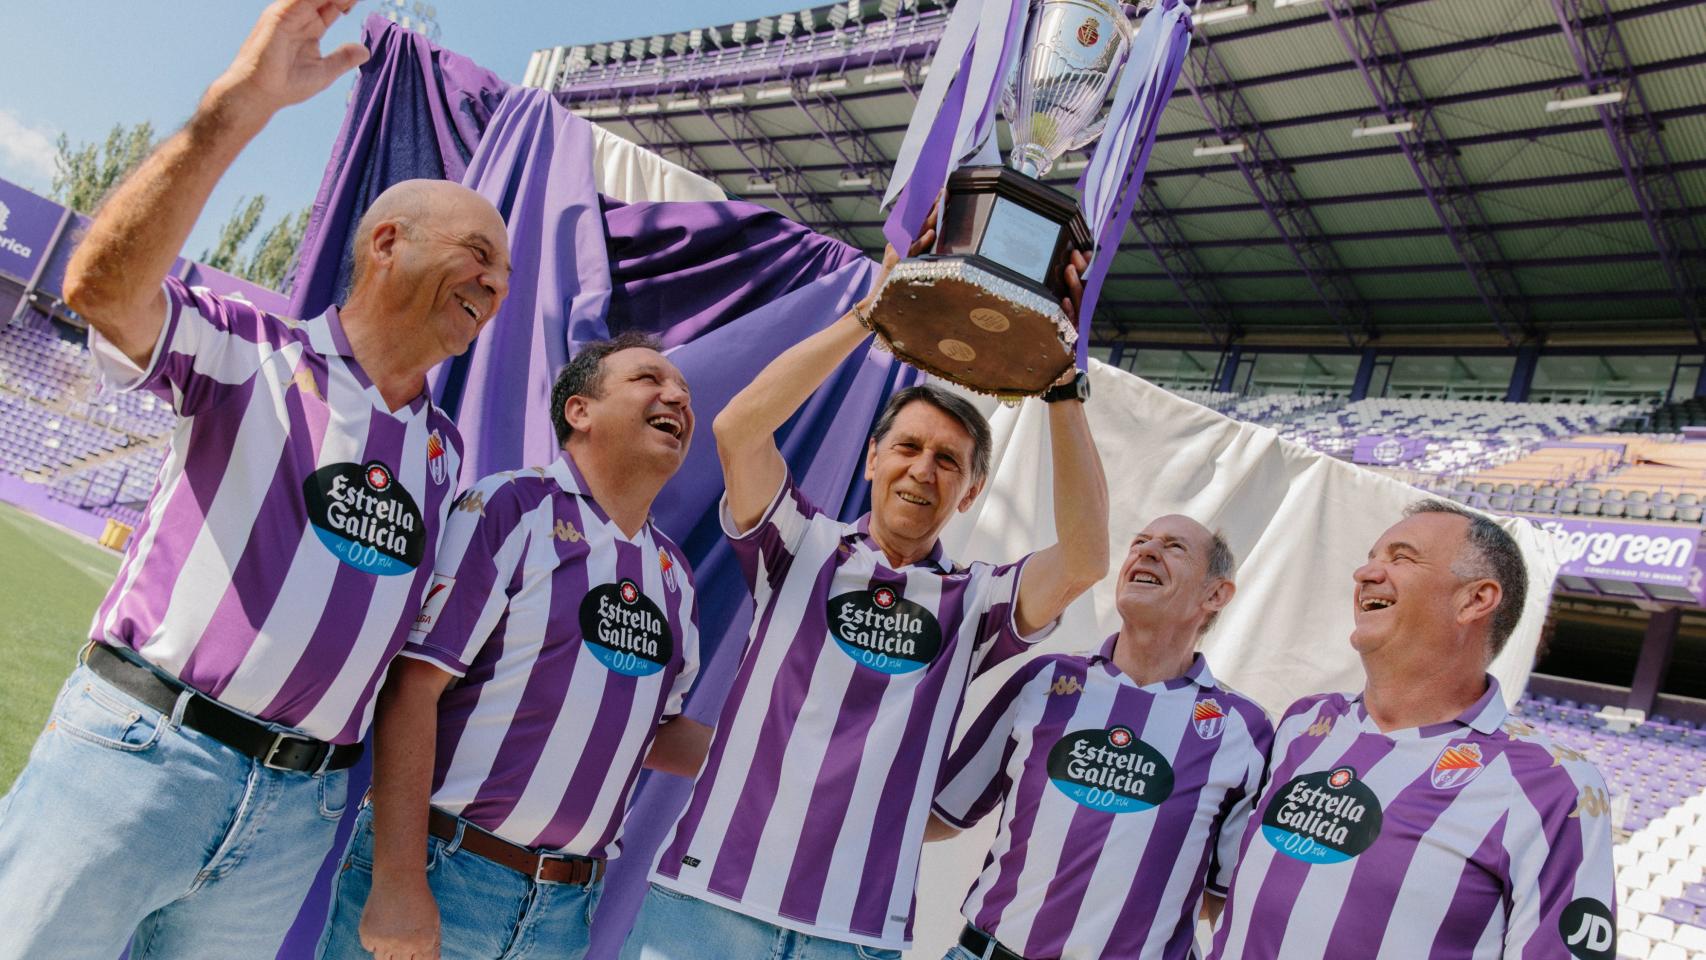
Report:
0,502,122,791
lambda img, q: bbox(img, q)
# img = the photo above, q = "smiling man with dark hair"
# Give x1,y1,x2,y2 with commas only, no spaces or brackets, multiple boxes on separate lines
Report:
318,337,705,960
1208,500,1616,960
622,233,1109,959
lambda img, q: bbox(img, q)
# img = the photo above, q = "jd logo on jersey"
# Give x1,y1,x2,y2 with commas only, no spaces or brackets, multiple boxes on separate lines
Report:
827,586,943,674
1262,766,1384,865
304,461,425,575
580,579,672,676
1046,727,1175,813
1560,898,1615,959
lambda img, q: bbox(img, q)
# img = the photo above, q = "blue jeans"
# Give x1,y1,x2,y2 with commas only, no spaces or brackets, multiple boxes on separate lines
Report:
0,661,350,959
318,804,602,959
620,883,902,960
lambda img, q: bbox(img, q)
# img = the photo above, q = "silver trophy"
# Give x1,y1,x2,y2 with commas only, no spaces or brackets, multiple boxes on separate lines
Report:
867,0,1141,399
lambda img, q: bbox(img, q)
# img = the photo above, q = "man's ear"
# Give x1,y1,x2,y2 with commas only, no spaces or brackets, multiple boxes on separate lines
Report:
367,220,402,270
957,478,985,513
1457,578,1501,628
864,438,877,483
1204,578,1236,615
563,394,593,435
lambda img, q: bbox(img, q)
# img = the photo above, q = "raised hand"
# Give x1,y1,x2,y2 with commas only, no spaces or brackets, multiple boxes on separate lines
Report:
1061,248,1090,325
209,0,370,119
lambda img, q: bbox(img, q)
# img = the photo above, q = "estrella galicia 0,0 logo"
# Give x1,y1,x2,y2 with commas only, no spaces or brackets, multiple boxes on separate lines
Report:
579,579,672,676
1046,727,1175,813
1261,766,1384,865
827,587,943,674
304,461,425,575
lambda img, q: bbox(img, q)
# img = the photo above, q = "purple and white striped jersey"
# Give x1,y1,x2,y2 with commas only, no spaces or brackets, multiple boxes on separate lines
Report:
1207,678,1618,960
933,641,1272,960
87,279,462,743
401,454,700,858
652,475,1048,950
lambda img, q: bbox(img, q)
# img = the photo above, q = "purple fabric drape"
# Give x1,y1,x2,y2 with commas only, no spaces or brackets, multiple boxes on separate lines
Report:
276,27,921,960
285,15,508,319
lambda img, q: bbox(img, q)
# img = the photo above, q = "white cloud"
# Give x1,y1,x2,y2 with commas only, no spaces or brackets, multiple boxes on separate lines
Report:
0,108,59,193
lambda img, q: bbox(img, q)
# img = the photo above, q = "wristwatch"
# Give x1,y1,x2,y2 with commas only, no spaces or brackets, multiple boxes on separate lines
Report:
1042,369,1091,404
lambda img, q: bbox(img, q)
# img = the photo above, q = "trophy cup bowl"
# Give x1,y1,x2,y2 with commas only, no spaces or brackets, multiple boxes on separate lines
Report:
868,0,1137,399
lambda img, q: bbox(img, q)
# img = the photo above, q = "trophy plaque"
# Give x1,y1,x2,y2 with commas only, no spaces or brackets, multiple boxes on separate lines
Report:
868,0,1139,399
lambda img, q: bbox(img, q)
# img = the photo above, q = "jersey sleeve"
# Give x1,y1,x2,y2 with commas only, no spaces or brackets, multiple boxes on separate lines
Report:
401,474,535,676
932,658,1055,828
720,471,826,597
1206,701,1277,896
1503,753,1618,959
967,554,1059,678
87,277,299,417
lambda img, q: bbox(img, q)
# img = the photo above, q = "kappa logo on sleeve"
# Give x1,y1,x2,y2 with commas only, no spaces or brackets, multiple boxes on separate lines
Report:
1261,767,1384,865
1046,727,1175,813
303,461,426,575
1560,898,1615,959
827,586,943,674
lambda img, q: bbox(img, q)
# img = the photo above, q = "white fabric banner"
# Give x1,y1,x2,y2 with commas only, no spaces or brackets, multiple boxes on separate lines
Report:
910,359,1563,957
588,124,726,203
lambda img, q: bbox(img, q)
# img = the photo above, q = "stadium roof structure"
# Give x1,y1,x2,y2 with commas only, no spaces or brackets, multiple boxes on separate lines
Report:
524,0,1706,350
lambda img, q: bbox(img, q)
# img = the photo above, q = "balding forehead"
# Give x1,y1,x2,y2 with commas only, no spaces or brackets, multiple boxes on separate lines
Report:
1140,514,1214,544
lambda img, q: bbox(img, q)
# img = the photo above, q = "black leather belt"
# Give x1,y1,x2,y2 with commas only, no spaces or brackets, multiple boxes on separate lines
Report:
428,808,606,885
960,925,1034,960
82,642,362,774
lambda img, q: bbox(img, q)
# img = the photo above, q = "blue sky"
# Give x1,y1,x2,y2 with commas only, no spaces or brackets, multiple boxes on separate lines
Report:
0,1,789,266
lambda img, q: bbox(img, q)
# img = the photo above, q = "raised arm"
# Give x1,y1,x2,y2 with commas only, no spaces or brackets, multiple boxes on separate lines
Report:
62,0,367,367
1015,250,1111,636
361,657,455,960
713,215,937,532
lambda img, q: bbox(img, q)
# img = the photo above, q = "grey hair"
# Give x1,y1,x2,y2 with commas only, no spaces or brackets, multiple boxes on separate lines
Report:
868,384,993,486
1200,529,1236,635
1404,498,1529,656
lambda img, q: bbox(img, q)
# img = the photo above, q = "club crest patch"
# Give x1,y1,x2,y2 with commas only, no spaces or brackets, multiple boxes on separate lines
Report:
1431,742,1486,789
1262,766,1384,865
427,430,448,485
304,461,426,575
1193,698,1226,739
1046,726,1175,813
827,586,943,674
660,548,679,592
579,578,672,676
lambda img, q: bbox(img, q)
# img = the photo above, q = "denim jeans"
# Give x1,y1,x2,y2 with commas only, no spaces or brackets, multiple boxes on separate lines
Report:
0,661,350,960
620,883,902,960
318,804,603,960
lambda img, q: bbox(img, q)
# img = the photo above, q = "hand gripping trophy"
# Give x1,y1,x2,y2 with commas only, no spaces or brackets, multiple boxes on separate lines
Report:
869,0,1184,400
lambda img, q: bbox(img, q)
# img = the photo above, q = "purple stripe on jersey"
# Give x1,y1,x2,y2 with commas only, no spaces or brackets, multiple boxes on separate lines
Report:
430,559,525,796
1107,690,1212,960
460,497,595,826
1516,760,1587,960
1021,682,1156,956
102,379,250,647
968,669,1091,932
183,375,319,697
538,536,645,851
703,557,845,899
1429,813,1509,957
1322,759,1473,955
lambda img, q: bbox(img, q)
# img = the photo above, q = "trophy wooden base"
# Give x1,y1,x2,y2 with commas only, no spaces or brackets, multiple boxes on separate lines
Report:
868,257,1076,399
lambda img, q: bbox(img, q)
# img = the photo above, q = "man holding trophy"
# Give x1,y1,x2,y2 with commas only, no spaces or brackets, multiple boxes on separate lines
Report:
621,2,1195,954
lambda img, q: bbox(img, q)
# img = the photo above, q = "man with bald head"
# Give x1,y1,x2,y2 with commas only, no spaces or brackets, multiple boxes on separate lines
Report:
0,3,509,957
929,515,1273,960
1207,500,1616,959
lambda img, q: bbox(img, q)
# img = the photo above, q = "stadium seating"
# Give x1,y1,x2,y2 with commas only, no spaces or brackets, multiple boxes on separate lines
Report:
1515,694,1706,957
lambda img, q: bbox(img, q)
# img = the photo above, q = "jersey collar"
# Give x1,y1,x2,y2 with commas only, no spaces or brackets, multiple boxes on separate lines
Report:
308,304,431,417
845,513,954,574
1090,635,1217,690
1352,675,1508,738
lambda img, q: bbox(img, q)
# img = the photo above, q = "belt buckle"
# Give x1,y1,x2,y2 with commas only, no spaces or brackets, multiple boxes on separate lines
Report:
262,731,327,773
533,850,568,884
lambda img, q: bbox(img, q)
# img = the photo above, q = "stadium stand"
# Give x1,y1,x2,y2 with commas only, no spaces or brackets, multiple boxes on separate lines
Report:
1517,692,1706,958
